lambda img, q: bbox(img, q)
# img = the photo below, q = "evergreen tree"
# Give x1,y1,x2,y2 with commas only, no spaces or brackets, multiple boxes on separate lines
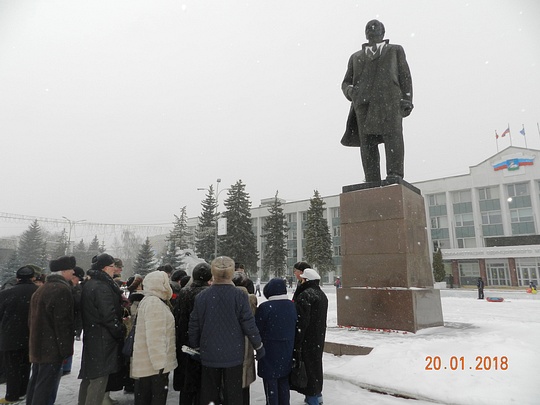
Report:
433,248,446,282
0,251,20,286
195,185,218,262
304,190,335,278
220,180,259,273
164,206,190,270
73,239,91,271
133,237,156,277
17,220,47,268
118,230,143,279
88,235,101,258
52,229,69,258
261,192,288,279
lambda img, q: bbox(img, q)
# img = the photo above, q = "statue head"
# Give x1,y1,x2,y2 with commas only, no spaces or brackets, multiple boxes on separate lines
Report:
365,19,385,44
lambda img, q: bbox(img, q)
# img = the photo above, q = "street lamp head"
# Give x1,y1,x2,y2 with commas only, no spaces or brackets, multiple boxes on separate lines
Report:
217,178,221,183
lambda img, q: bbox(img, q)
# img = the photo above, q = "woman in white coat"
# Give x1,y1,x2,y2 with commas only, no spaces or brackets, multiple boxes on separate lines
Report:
131,271,177,405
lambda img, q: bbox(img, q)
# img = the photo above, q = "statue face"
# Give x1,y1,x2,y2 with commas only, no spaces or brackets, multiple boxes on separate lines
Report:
365,20,385,43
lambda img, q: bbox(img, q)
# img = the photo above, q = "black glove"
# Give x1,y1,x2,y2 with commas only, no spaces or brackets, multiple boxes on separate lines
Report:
255,345,265,360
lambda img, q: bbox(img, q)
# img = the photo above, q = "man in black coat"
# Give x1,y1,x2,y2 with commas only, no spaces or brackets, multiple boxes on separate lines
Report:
292,268,328,405
0,266,39,403
26,256,77,405
78,253,126,405
342,19,413,182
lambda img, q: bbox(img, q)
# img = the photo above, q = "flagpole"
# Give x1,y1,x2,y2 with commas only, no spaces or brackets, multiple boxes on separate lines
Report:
522,124,528,149
508,123,513,146
495,130,499,152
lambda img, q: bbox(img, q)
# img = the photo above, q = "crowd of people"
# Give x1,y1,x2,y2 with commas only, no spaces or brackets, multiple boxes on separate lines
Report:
0,255,328,405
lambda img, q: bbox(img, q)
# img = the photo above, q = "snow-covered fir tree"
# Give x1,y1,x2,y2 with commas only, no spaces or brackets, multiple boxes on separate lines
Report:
195,185,218,263
220,180,259,273
261,192,288,279
134,237,156,277
304,190,335,278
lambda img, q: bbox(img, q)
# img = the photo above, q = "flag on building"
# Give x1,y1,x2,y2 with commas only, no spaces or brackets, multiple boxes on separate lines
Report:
495,130,499,139
520,126,526,136
501,127,510,137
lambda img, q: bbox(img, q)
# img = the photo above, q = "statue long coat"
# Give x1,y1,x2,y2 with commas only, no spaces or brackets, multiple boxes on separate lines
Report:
341,40,412,146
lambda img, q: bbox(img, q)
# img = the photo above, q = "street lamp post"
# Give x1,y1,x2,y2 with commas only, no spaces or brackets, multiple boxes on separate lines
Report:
62,216,86,255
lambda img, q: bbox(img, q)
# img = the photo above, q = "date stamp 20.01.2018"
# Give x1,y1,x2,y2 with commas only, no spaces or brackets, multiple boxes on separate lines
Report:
425,356,508,371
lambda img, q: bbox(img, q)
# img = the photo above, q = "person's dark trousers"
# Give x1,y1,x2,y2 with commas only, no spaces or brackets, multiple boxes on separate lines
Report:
134,372,169,405
200,364,243,405
3,349,31,401
263,376,290,405
478,289,484,299
242,386,250,405
26,362,63,405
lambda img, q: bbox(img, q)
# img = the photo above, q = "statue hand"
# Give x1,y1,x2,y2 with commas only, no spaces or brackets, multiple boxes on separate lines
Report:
400,99,414,117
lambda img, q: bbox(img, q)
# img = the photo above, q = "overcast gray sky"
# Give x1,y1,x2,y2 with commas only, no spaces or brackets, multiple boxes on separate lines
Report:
1,0,539,241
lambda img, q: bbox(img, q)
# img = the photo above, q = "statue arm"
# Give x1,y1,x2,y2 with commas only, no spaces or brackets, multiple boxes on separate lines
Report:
396,45,413,103
342,55,355,101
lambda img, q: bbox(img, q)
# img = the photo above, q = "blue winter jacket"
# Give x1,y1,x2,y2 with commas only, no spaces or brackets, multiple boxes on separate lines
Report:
189,283,262,368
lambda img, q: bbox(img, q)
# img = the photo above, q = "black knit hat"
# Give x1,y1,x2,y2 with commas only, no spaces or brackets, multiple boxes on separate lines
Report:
16,266,35,279
192,262,212,282
171,269,187,282
91,253,115,270
50,256,76,272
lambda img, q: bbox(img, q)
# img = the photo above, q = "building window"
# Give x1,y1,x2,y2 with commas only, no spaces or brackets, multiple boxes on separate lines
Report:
333,245,341,256
452,190,472,203
428,193,446,206
455,213,474,227
516,258,540,287
333,226,341,237
458,261,480,286
287,213,297,223
507,182,529,198
457,238,477,248
510,207,535,235
331,207,340,218
301,212,308,221
478,186,499,201
432,239,450,250
431,216,448,229
486,261,510,286
288,229,297,240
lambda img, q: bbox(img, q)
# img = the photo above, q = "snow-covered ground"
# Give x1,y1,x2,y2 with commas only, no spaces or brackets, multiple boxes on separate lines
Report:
3,286,537,405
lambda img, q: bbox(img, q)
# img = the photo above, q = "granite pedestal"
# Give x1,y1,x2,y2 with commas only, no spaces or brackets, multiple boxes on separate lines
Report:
337,180,444,333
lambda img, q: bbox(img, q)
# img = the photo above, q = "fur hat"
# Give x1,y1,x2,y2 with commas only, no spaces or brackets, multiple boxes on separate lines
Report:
114,258,123,268
16,266,35,279
90,253,115,270
192,263,212,282
157,264,174,274
127,274,143,293
263,278,287,299
211,256,235,282
300,268,321,281
50,256,76,272
74,266,85,280
232,271,248,287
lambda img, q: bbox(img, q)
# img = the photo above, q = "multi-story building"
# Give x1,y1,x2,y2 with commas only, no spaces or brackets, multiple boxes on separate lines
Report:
415,146,540,287
187,147,540,287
